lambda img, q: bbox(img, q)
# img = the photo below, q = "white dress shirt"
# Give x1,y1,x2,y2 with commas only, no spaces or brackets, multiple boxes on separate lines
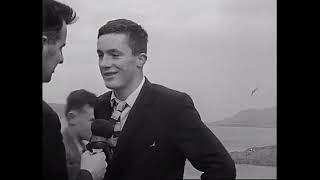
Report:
110,76,145,130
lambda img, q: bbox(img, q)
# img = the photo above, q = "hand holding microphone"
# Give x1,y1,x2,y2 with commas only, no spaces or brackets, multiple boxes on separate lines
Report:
80,150,106,180
80,119,114,180
86,119,114,163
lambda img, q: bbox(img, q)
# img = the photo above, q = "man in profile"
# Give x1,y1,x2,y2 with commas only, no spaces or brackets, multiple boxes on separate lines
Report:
42,1,106,180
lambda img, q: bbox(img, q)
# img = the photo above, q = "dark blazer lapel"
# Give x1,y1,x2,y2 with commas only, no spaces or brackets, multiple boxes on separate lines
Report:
109,78,155,165
95,92,112,120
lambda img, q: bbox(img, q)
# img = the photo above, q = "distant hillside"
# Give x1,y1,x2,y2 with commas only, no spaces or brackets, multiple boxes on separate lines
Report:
210,106,276,128
50,104,276,128
230,145,276,166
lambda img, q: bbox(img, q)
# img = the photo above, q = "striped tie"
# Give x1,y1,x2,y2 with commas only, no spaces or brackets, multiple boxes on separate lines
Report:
109,99,127,149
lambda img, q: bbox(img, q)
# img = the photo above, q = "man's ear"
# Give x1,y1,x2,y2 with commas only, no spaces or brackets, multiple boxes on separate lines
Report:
137,53,147,68
42,35,48,50
66,111,77,125
42,35,48,45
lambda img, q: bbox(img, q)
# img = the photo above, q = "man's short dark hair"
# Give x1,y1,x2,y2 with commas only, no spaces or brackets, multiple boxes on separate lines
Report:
65,89,97,118
98,19,148,56
43,0,78,42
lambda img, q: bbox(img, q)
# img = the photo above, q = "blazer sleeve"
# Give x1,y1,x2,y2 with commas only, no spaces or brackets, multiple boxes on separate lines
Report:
75,169,93,180
43,105,69,180
171,94,236,180
43,103,94,180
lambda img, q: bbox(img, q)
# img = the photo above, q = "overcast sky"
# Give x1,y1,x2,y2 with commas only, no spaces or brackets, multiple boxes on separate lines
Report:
43,0,276,122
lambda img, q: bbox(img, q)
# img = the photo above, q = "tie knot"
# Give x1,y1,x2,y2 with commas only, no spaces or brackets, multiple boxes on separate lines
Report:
112,99,127,112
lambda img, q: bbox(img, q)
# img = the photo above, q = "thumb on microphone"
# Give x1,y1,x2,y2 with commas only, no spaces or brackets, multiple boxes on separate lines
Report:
80,150,107,180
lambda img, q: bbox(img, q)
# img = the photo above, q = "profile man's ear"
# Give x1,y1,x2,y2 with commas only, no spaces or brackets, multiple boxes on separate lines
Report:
42,35,48,45
42,35,48,50
137,53,147,68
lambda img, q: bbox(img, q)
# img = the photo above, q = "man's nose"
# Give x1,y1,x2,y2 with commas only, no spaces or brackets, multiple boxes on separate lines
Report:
99,55,112,67
59,55,64,64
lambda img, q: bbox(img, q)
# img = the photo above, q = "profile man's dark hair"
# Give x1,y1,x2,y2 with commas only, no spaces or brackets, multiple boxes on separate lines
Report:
43,0,78,42
64,89,97,118
98,19,148,56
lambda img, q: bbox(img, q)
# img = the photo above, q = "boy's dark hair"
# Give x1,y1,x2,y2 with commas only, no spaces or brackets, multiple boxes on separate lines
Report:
64,89,97,118
43,0,78,42
98,19,148,56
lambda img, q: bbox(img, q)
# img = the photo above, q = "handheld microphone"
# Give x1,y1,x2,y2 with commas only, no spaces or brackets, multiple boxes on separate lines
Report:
86,119,114,163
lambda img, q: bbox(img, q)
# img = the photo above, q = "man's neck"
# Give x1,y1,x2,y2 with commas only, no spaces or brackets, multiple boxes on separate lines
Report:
114,74,144,101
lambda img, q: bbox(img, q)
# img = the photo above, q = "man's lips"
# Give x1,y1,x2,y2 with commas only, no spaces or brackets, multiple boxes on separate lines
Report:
103,72,118,77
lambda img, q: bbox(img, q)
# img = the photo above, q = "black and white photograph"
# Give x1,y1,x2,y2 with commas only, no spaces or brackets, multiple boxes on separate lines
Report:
43,0,276,179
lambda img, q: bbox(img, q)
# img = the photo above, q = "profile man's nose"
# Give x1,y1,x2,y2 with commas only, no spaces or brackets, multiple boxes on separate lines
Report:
59,56,64,64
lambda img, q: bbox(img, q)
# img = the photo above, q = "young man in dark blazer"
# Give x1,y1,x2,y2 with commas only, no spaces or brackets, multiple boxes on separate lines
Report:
42,1,106,180
94,19,236,180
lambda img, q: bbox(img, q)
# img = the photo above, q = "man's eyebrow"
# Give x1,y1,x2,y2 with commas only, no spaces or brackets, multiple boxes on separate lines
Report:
61,43,66,48
97,49,122,54
107,49,122,54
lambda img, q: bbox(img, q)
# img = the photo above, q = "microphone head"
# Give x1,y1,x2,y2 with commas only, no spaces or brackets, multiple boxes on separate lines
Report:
91,119,114,139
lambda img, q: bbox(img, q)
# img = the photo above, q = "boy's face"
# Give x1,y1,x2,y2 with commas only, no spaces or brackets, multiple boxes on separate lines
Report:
97,33,140,92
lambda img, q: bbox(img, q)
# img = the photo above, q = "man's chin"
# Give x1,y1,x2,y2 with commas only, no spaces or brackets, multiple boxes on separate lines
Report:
105,84,116,90
104,81,119,90
42,77,51,83
42,73,52,83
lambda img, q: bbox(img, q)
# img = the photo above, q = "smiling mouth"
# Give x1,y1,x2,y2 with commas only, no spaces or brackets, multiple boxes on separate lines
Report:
103,72,118,77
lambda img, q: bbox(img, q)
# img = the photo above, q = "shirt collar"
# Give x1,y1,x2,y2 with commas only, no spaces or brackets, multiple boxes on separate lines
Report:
110,76,145,108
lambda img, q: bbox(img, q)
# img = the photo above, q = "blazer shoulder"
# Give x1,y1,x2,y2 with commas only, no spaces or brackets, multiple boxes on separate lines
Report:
43,101,54,114
42,101,61,130
96,91,112,104
94,91,112,118
151,83,191,103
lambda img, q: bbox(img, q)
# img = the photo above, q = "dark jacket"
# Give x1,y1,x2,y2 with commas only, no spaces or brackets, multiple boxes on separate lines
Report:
43,101,93,180
94,78,236,180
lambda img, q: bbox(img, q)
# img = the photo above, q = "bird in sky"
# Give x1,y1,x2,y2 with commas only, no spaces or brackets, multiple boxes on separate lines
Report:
251,88,258,96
